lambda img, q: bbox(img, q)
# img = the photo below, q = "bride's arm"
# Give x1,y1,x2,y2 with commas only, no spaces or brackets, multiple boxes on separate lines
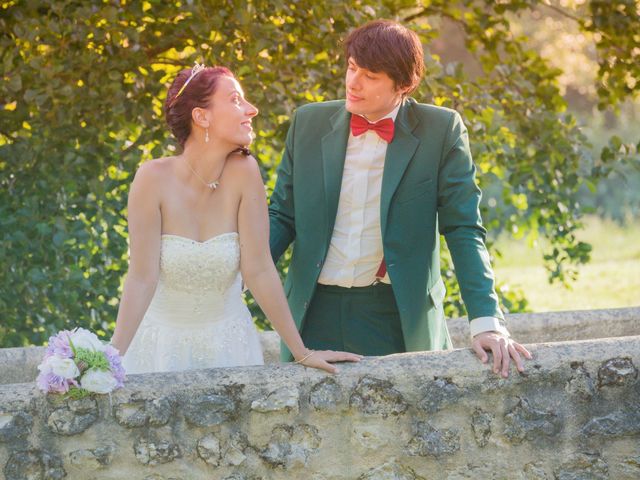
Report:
237,156,362,373
110,163,162,355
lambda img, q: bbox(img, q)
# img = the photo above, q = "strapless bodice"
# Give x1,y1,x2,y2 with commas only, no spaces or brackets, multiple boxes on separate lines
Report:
145,233,243,326
122,232,264,373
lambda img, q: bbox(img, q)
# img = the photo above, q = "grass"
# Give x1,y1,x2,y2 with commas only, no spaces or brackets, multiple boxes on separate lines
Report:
491,216,640,312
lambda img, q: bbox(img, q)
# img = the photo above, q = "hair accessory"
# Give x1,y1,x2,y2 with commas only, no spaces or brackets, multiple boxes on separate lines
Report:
169,61,206,107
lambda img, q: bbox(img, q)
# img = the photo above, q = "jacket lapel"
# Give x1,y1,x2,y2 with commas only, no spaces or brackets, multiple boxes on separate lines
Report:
380,99,420,237
320,106,351,241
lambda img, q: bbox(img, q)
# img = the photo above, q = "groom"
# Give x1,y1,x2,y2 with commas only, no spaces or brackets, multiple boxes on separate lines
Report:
268,20,531,377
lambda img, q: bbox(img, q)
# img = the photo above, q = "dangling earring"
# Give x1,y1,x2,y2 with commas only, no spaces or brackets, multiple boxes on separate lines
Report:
205,128,210,143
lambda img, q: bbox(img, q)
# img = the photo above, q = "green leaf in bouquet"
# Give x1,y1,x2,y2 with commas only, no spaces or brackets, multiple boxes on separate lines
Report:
68,336,77,357
66,385,91,401
74,347,110,372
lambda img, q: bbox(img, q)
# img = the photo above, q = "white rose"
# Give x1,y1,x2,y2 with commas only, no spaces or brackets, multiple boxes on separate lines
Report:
41,357,80,379
80,369,118,394
69,328,105,352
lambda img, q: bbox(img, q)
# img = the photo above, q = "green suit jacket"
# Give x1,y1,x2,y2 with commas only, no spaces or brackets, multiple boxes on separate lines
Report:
268,98,503,361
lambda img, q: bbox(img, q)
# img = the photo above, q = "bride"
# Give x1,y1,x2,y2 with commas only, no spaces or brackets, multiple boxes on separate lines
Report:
110,63,362,374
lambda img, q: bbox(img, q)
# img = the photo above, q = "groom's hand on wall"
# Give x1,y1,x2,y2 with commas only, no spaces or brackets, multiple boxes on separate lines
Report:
471,332,533,378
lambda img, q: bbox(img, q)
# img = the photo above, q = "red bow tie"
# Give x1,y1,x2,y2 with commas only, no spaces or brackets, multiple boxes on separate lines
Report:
350,115,395,143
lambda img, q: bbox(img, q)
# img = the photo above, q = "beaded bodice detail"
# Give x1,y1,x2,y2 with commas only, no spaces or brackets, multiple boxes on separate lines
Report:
159,233,240,294
144,232,243,325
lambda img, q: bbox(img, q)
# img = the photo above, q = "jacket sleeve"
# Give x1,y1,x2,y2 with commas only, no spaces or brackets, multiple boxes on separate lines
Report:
268,111,298,263
437,111,504,321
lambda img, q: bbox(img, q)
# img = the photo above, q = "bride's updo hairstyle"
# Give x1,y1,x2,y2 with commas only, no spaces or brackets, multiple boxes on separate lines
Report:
164,64,234,148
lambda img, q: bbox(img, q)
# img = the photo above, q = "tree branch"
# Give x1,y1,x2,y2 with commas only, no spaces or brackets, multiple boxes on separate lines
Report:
403,7,429,23
539,1,586,26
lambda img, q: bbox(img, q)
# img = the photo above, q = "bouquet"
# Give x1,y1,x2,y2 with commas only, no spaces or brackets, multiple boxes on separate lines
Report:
36,328,126,398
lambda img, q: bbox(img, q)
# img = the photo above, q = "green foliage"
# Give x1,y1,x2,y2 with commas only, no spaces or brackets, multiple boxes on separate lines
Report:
586,0,640,110
74,347,110,372
64,385,91,401
1,0,638,345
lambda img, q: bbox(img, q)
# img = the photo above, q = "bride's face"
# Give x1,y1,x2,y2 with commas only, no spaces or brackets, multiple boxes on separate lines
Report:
205,76,258,148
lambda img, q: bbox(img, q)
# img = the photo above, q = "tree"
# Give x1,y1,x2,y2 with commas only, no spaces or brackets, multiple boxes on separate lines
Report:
1,0,638,346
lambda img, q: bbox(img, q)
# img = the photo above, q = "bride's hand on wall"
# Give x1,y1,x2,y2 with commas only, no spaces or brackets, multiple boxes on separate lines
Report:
295,349,363,374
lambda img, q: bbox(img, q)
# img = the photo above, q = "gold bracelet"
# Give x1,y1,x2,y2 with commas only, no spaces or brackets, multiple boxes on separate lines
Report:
294,350,315,364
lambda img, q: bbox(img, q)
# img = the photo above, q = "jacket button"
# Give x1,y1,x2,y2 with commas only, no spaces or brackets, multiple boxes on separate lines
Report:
316,262,321,268
303,301,309,309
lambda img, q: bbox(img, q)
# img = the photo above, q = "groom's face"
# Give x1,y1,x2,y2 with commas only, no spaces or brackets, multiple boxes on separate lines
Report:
345,57,406,122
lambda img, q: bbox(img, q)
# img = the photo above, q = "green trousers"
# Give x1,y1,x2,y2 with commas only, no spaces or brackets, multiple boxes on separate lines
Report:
301,283,406,356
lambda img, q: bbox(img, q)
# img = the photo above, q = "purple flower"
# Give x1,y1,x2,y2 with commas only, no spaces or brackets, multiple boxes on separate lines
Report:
44,329,74,359
37,345,81,394
104,344,126,388
36,371,74,394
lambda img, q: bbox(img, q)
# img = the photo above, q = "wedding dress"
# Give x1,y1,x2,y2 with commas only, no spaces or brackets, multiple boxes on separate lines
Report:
122,232,264,374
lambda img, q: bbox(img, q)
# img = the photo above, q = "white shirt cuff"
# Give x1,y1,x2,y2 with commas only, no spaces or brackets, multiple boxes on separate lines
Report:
469,316,510,338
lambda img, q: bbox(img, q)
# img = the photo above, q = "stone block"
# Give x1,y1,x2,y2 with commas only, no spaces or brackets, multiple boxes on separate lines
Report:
417,377,463,413
620,455,640,479
359,460,424,480
471,408,493,447
113,397,173,428
183,392,237,427
309,377,344,411
68,444,115,468
581,405,640,437
134,435,182,465
445,463,508,479
222,475,263,480
554,452,608,480
113,401,146,428
259,424,321,468
565,363,596,401
349,376,407,417
405,421,460,457
196,433,220,466
46,397,98,436
0,411,32,442
503,398,562,444
597,357,638,388
143,475,184,480
251,385,299,413
522,462,549,479
4,449,66,480
220,432,249,466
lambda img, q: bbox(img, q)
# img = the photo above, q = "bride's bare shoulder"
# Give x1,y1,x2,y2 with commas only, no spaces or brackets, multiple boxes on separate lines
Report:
225,152,261,177
129,157,179,200
225,153,264,192
133,156,178,181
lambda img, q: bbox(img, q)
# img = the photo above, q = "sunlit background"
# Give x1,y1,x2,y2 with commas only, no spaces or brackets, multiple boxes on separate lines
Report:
1,0,638,347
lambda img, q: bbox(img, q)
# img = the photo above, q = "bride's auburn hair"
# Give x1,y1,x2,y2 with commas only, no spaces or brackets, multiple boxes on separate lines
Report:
164,66,235,147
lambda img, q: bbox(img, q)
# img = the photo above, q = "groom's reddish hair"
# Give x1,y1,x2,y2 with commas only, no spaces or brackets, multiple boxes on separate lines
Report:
344,20,424,94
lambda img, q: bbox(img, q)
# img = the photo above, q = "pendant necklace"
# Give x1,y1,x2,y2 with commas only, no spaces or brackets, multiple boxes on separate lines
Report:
183,157,221,190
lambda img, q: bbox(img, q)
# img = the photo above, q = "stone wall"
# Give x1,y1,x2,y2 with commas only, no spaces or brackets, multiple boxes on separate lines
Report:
3,307,638,386
1,309,639,479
